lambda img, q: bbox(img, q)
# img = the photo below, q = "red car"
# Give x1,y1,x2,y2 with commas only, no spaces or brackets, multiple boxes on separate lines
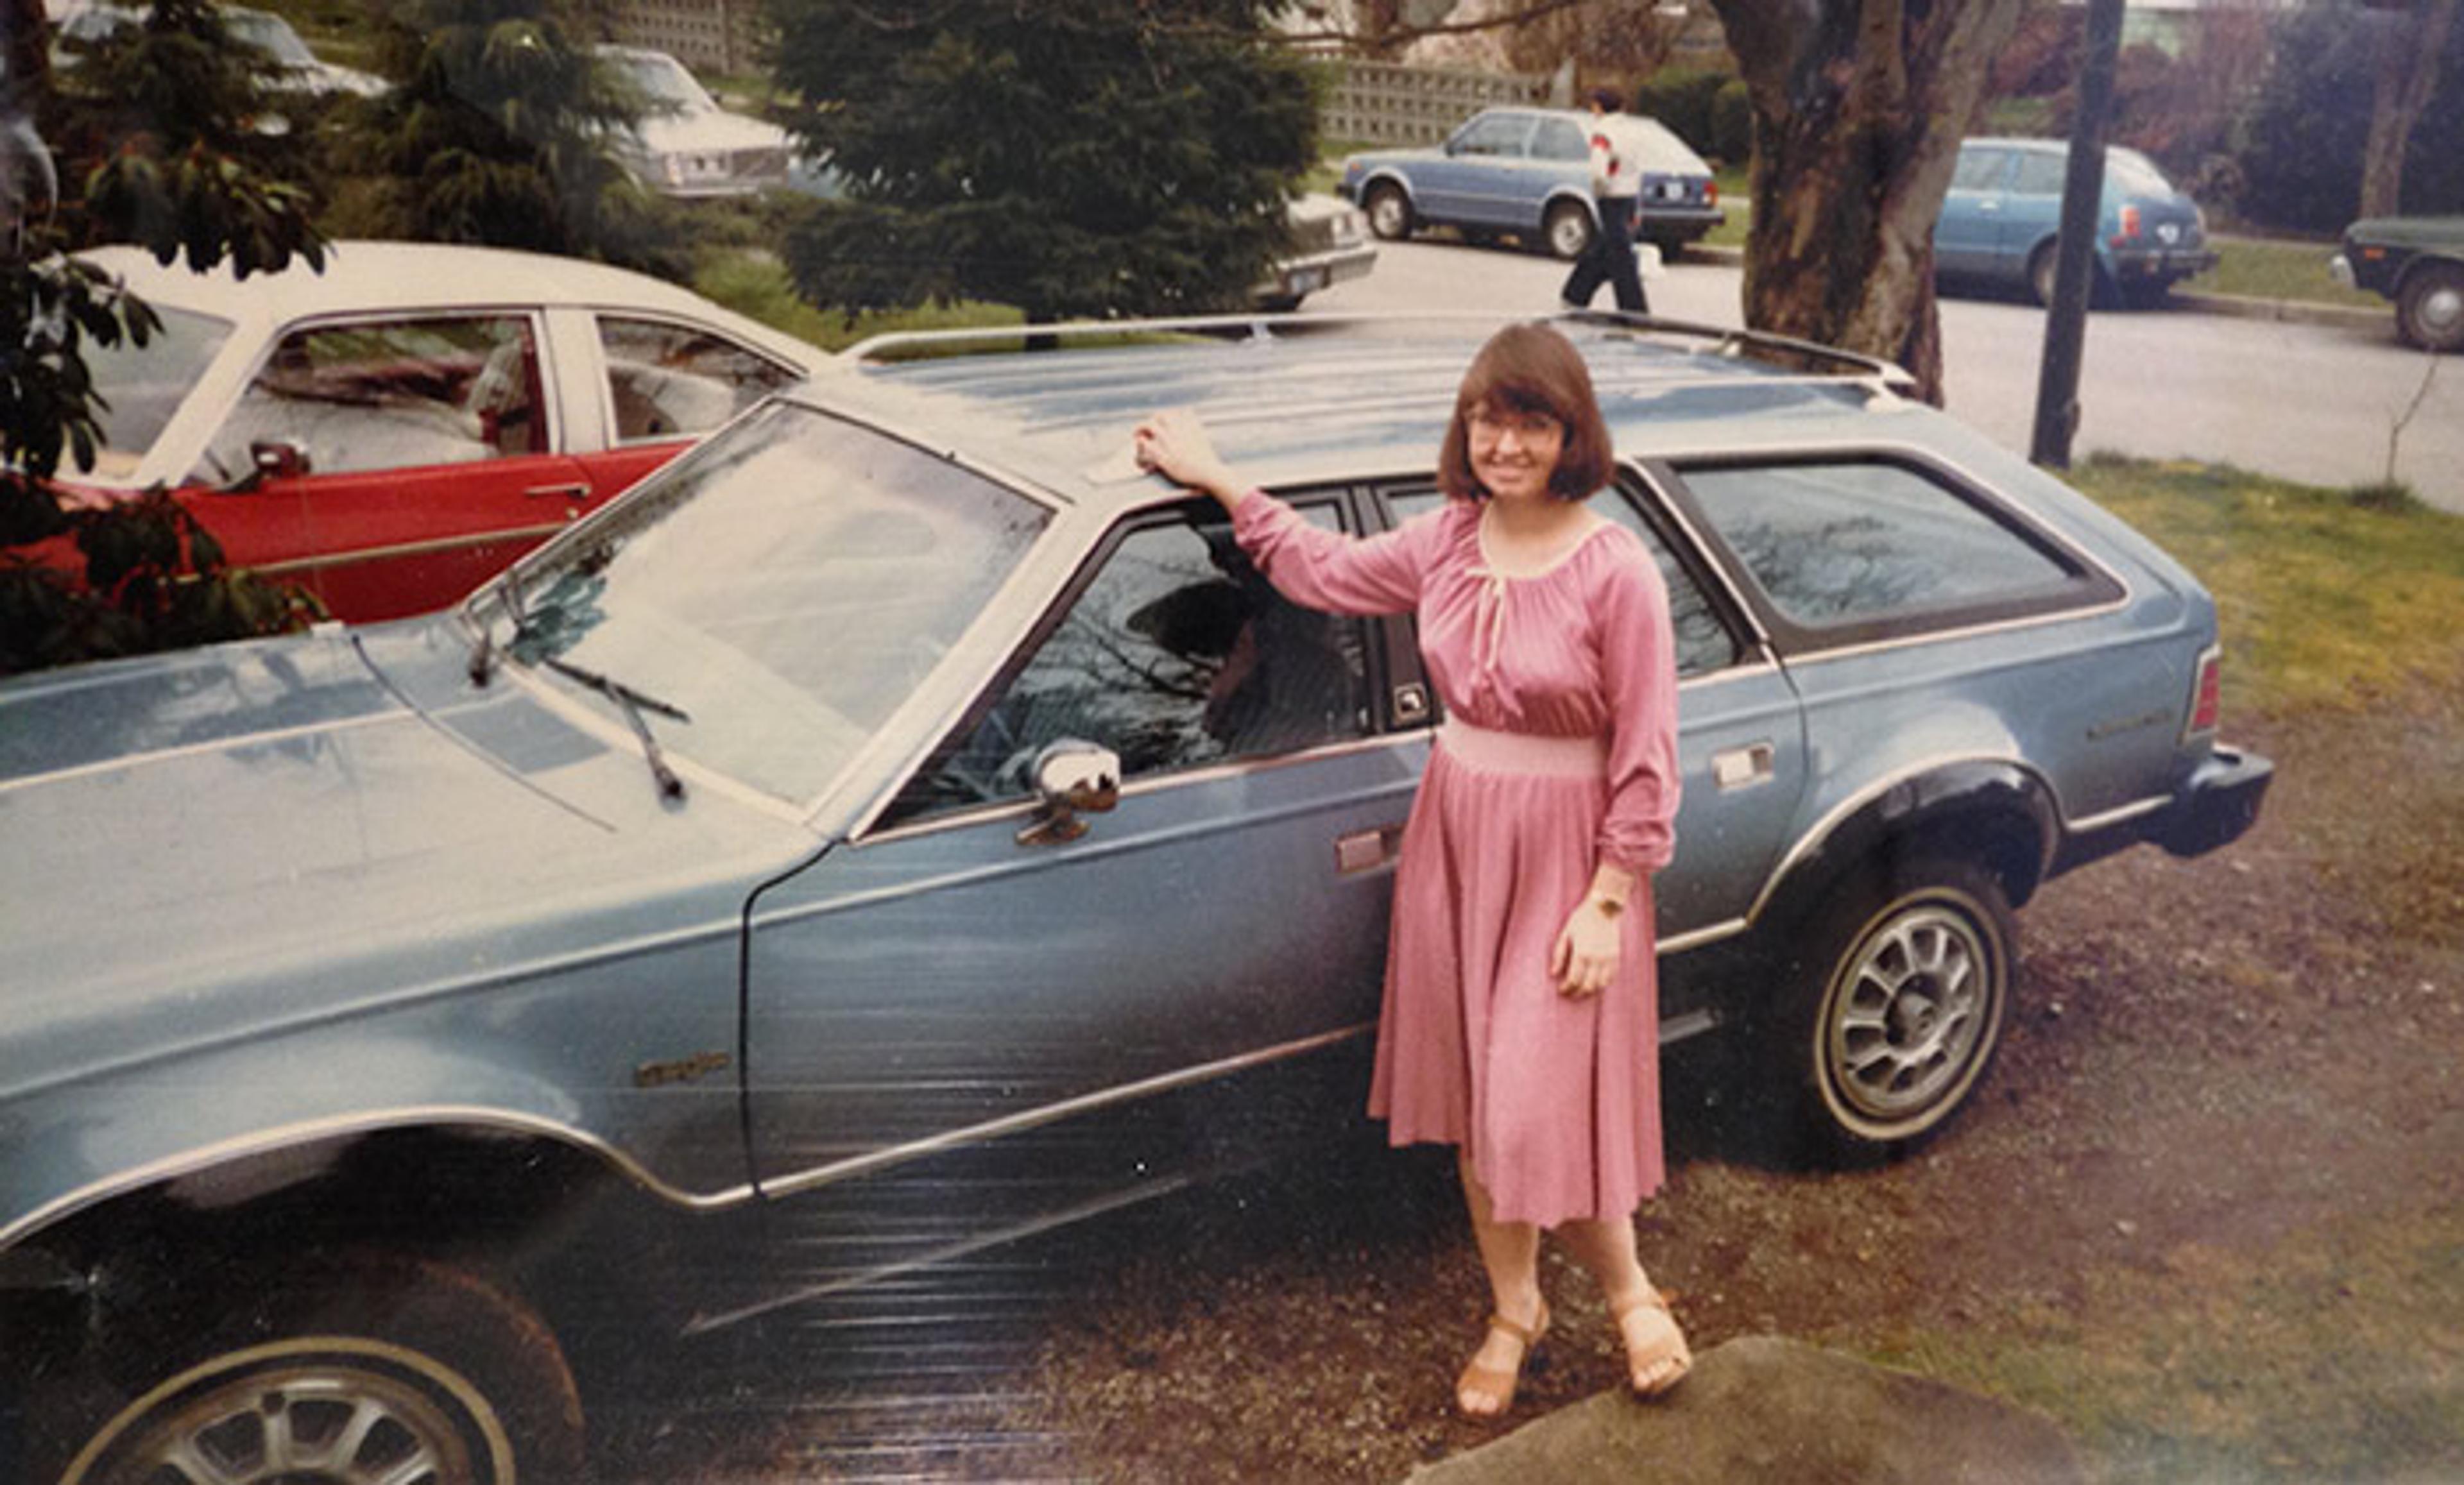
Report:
50,241,826,621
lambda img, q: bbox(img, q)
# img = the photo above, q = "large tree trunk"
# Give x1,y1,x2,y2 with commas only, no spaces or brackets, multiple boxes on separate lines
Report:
1707,0,2026,406
2359,0,2462,219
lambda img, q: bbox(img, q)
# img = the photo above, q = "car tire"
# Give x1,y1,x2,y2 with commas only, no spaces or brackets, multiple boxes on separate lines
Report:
47,1252,585,1485
1544,201,1595,261
1764,854,2014,1164
2395,260,2464,353
2026,242,2061,307
1364,183,1414,242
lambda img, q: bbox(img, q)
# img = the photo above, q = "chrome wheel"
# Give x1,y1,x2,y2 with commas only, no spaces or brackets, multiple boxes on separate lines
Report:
2397,263,2464,353
1544,201,1593,260
1364,185,1411,242
1821,901,2001,1130
64,1338,508,1485
1772,855,2014,1159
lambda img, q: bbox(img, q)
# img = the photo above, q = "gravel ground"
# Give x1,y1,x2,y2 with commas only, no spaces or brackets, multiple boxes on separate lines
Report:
600,687,2464,1482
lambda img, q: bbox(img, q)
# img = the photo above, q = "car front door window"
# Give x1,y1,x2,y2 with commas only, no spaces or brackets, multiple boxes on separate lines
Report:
204,315,543,480
893,499,1373,821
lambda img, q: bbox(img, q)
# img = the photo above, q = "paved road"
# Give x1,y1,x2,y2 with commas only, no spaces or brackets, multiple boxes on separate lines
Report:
1308,239,2464,514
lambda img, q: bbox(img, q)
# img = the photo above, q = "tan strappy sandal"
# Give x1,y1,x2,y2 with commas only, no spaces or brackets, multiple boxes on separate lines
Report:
1455,1302,1550,1420
1612,1286,1692,1398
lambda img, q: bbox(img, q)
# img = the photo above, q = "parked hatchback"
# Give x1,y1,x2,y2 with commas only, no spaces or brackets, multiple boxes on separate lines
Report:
1340,105,1724,259
1935,137,2217,307
33,241,824,622
0,314,2268,1483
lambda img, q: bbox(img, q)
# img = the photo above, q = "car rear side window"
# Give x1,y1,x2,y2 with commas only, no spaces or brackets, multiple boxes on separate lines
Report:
597,316,799,443
889,498,1373,824
1386,485,1739,681
1673,457,2105,645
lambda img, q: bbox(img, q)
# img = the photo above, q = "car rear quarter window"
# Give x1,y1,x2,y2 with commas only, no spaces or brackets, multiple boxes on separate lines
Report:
2010,150,2067,196
597,316,800,443
1533,117,1587,162
1670,456,2117,650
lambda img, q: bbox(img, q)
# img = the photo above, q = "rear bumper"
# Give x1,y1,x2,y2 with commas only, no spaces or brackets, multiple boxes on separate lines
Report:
1638,203,1726,242
2112,245,2220,283
2157,744,2274,857
1254,242,1379,303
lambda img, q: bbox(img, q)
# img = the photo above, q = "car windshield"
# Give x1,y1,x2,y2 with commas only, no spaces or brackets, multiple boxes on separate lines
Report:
486,401,1051,805
607,51,713,113
80,303,235,482
225,10,318,67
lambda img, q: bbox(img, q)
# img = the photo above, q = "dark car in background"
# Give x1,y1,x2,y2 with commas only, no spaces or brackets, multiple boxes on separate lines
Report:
1935,137,2218,307
2332,215,2464,352
1339,105,1724,259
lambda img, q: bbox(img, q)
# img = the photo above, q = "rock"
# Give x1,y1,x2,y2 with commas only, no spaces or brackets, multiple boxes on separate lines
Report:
1406,1336,2083,1485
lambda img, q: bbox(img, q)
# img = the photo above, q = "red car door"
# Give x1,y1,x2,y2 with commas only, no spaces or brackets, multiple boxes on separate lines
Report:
180,312,606,622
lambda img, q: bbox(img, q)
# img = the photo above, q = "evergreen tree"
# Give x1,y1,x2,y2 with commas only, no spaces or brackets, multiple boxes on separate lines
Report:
3,0,322,677
767,1,1318,323
341,0,667,268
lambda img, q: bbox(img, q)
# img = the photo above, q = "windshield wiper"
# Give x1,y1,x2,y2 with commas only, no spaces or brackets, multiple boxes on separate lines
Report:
544,657,692,801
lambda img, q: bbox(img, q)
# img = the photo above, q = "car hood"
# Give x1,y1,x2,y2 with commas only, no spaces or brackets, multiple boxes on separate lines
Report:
0,625,816,1099
631,106,789,155
2345,214,2464,250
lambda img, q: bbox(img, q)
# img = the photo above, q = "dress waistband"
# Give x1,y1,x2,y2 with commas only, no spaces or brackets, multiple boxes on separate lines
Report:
1437,718,1608,777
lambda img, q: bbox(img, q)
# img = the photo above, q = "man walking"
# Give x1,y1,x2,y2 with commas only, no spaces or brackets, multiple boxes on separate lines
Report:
1560,88,1648,314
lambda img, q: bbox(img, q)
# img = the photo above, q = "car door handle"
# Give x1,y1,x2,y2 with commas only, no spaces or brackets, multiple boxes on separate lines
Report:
524,482,593,500
1335,826,1406,876
1712,742,1775,791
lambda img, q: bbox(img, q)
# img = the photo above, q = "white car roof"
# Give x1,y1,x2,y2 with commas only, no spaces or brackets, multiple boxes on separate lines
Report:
78,241,817,368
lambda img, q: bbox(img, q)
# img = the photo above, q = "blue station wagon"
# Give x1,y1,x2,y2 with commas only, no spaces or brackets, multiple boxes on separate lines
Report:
0,314,2268,1483
1935,137,2218,307
1340,106,1725,259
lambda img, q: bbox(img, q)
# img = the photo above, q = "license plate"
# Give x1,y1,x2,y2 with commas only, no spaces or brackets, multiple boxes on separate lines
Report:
1290,267,1325,293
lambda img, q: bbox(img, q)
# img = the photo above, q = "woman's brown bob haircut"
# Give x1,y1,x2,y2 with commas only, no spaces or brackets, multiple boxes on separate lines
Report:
1437,323,1614,502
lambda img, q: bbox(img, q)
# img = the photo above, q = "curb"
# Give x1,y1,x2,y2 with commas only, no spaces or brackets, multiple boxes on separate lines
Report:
1681,244,2389,330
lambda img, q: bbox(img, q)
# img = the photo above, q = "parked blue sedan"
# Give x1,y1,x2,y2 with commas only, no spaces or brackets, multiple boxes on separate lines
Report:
1935,137,2218,307
1339,105,1725,259
0,313,2268,1483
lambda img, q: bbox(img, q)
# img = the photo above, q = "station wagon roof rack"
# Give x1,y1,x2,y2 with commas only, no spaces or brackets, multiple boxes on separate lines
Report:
837,309,1920,396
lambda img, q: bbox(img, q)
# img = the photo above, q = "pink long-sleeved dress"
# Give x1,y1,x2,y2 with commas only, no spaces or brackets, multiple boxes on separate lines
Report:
1234,491,1681,1228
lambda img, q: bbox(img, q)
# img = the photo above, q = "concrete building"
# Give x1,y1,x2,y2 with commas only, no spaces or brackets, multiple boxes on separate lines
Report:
604,0,769,76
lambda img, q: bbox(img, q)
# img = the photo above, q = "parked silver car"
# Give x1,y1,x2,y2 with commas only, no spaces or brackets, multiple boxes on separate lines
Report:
594,44,794,199
0,314,2268,1483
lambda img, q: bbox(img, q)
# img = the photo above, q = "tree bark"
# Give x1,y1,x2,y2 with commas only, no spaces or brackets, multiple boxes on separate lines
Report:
2359,0,2462,219
1707,0,2027,406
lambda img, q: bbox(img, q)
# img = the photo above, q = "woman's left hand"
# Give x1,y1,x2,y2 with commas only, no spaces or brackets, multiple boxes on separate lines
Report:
1549,898,1622,998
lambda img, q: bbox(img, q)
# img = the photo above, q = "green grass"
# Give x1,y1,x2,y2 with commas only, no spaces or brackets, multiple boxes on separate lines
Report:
1851,1202,2464,1482
689,254,1023,354
2182,235,2383,310
2068,455,2464,717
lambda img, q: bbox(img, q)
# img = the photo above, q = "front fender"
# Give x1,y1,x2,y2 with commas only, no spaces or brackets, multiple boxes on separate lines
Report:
1,981,754,1259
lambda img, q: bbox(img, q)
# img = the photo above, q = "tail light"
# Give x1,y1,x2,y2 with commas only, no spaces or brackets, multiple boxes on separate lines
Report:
2112,204,2142,246
2184,645,2223,740
1705,180,1719,206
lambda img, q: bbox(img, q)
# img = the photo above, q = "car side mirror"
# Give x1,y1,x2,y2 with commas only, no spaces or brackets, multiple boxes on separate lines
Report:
1016,739,1120,847
250,437,311,482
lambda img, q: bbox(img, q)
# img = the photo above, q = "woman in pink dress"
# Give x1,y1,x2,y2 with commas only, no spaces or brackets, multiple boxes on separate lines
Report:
1134,323,1687,1418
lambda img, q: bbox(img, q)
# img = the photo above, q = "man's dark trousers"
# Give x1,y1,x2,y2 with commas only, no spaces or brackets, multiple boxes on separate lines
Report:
1561,196,1647,312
